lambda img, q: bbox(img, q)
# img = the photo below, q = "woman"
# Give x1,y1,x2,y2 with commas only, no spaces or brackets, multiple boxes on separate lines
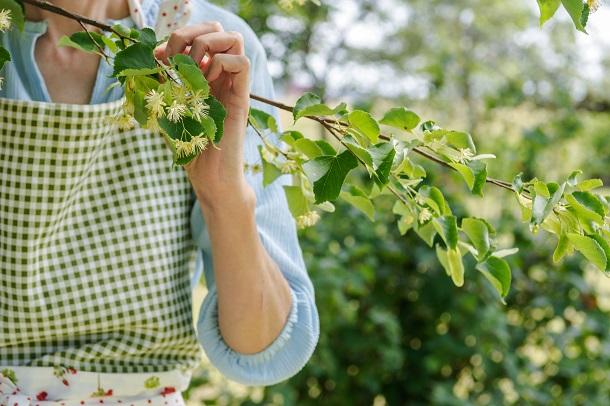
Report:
0,0,319,404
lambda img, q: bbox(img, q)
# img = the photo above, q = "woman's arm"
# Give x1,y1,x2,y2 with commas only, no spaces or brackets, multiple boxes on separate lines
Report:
155,22,293,355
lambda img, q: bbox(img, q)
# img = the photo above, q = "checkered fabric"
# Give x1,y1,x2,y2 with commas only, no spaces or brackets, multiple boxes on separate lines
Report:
0,97,203,373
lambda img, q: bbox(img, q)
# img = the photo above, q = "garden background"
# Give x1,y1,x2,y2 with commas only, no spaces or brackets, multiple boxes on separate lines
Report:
186,0,610,404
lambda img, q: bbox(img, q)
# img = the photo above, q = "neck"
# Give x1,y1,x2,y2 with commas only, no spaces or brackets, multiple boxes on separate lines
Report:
25,1,130,40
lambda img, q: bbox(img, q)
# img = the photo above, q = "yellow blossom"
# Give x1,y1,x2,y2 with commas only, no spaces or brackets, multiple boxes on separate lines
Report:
189,134,209,154
191,101,210,122
117,114,135,131
296,211,321,229
167,100,187,122
174,139,193,158
144,117,162,133
0,9,11,33
145,90,167,118
173,85,190,104
281,161,299,174
418,208,433,224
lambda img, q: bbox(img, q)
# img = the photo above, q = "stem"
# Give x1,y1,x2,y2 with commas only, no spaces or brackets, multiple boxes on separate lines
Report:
250,92,517,193
21,0,134,41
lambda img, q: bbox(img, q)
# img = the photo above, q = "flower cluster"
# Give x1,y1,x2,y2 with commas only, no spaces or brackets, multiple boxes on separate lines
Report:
174,134,209,158
296,211,321,229
0,9,11,33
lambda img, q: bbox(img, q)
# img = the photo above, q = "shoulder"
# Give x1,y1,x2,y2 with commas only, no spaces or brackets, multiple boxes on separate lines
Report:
187,0,265,60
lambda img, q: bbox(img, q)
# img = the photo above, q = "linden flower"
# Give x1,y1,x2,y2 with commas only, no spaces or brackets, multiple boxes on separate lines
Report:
167,100,187,122
144,116,162,133
296,211,321,229
0,9,12,33
117,114,135,131
418,208,433,224
244,163,262,175
589,0,602,13
145,90,167,118
191,101,210,121
174,139,193,158
280,161,299,174
122,100,135,116
190,134,209,154
173,85,190,104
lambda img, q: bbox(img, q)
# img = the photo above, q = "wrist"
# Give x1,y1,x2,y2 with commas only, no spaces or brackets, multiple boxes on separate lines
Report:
195,179,256,219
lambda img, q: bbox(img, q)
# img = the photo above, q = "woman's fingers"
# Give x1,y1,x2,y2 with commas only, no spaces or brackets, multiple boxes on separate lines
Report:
189,31,245,66
204,53,250,99
154,21,224,62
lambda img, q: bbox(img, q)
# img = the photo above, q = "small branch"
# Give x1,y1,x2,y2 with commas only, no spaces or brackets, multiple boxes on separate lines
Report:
21,0,133,41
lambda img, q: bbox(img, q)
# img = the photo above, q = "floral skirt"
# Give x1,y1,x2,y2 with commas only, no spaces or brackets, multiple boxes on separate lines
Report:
0,367,190,406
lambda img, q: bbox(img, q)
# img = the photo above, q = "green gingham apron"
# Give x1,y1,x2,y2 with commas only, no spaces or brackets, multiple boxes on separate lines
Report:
0,97,203,374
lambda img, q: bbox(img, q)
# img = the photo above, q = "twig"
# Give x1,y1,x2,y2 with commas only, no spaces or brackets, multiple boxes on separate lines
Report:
21,0,133,41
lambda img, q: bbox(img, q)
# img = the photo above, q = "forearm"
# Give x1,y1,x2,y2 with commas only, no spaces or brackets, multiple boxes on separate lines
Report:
195,182,293,354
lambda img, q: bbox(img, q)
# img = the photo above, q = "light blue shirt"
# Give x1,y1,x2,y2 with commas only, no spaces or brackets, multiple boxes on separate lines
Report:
0,0,319,387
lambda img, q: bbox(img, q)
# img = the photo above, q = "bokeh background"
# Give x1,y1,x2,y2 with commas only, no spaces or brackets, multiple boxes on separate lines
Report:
186,0,610,404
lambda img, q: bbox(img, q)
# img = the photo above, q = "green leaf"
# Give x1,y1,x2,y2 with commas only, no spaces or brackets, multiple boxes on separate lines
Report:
258,146,282,187
340,186,375,221
0,45,10,72
446,131,476,154
397,157,426,179
567,233,607,271
206,96,226,144
576,178,603,191
139,27,158,49
567,170,582,187
283,186,310,218
476,257,511,300
553,234,571,263
117,66,167,77
434,216,459,249
462,218,492,262
348,110,380,144
448,160,487,197
58,31,106,54
249,108,277,133
565,191,605,225
589,234,610,274
0,0,24,33
342,135,374,169
536,0,561,26
531,181,565,226
175,56,210,95
581,3,590,28
280,130,303,148
112,43,157,81
419,186,446,216
379,107,421,132
448,247,465,287
315,140,337,156
561,0,587,33
133,90,148,127
367,142,396,187
512,172,524,194
292,92,346,122
295,139,324,159
302,151,359,204
416,221,437,247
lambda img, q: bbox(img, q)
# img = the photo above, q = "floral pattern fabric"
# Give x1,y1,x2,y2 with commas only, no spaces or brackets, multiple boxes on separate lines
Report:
0,367,189,406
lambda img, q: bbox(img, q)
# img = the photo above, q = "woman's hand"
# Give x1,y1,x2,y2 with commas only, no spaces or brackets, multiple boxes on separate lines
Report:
154,22,253,212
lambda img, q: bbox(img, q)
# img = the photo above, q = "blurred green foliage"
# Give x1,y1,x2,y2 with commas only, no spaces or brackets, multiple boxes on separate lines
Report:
184,0,610,404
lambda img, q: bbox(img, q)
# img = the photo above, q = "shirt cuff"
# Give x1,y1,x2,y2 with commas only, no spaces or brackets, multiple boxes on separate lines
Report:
197,285,319,386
